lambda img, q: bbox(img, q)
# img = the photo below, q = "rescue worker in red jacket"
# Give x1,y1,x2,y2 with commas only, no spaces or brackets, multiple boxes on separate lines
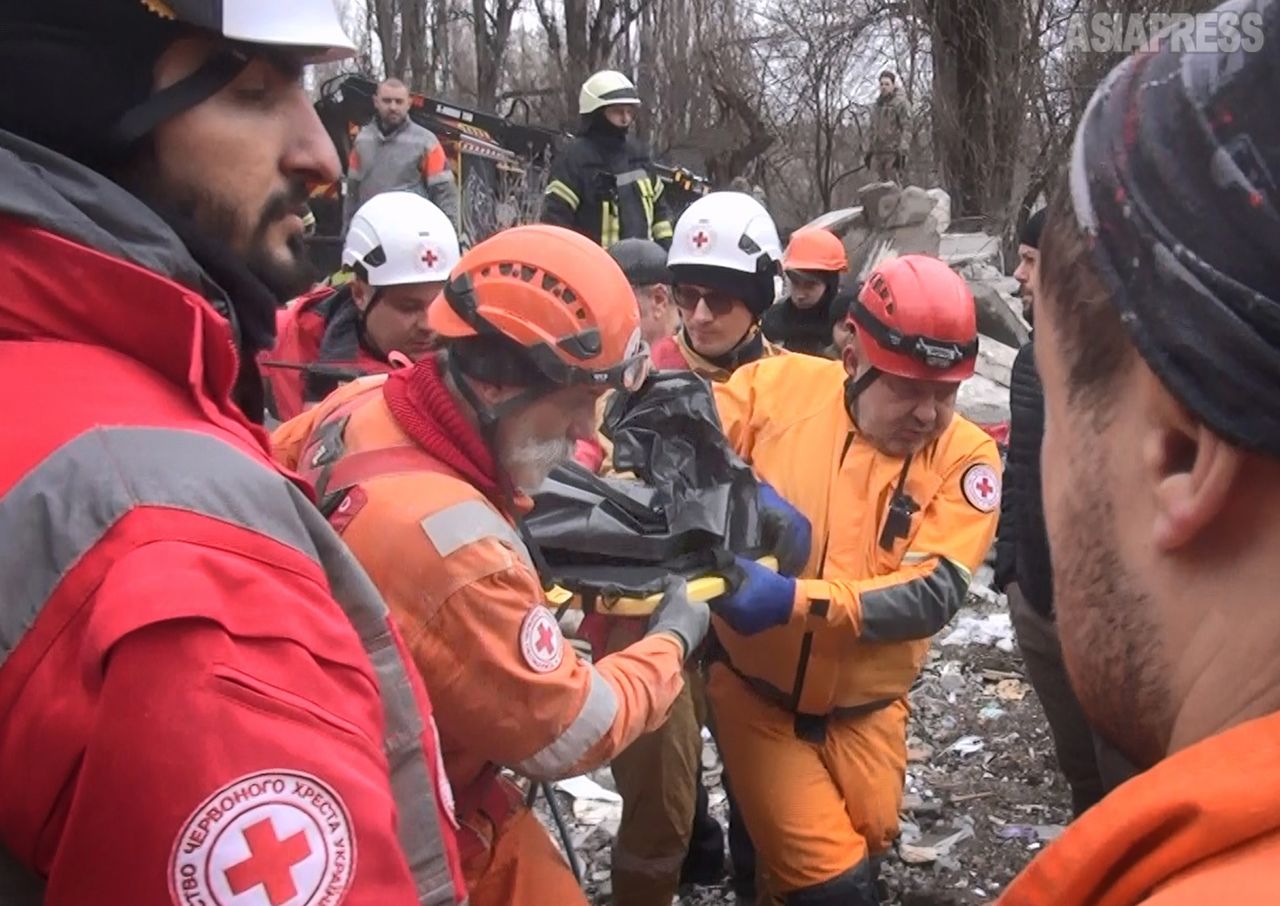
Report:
263,191,461,422
997,4,1280,902
272,225,712,905
0,2,466,903
708,255,1002,904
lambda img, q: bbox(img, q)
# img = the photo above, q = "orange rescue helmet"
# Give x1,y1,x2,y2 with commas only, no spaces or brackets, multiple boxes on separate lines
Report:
429,224,649,393
851,255,977,382
783,228,848,273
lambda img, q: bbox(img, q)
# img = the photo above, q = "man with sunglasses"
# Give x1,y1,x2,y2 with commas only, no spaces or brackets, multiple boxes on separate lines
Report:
763,227,851,356
652,191,787,377
272,224,711,906
706,254,1001,904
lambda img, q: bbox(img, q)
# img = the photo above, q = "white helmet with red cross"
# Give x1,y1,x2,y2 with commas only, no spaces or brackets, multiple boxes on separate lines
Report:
342,192,461,286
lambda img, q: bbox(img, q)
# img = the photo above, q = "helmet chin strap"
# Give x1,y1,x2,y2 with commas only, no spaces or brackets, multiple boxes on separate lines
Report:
443,351,558,587
108,47,251,150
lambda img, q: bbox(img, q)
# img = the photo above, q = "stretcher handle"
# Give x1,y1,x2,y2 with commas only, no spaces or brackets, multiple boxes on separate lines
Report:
544,556,779,618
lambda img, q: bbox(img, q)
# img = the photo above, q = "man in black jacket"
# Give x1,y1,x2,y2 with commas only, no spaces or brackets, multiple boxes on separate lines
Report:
542,70,674,248
996,208,1113,816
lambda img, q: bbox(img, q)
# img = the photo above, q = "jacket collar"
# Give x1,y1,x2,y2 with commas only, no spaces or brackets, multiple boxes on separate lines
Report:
0,129,264,443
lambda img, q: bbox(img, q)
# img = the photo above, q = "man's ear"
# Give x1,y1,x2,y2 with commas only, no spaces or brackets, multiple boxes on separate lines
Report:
1141,369,1244,551
842,335,861,380
351,279,373,313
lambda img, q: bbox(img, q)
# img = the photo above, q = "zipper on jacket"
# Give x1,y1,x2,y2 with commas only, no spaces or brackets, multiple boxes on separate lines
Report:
788,429,856,713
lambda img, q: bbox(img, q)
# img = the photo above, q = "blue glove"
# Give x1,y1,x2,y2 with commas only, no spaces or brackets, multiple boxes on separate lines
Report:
711,556,796,636
758,482,812,577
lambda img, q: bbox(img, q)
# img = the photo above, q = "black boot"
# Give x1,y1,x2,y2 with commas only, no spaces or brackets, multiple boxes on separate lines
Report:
680,767,726,885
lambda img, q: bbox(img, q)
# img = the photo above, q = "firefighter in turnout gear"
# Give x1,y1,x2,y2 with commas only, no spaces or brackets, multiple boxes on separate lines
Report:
542,70,674,248
273,225,711,906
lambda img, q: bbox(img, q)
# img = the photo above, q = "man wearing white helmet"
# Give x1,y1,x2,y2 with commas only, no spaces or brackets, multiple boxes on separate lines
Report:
264,191,461,422
542,70,674,248
602,191,791,904
652,191,786,377
0,2,466,902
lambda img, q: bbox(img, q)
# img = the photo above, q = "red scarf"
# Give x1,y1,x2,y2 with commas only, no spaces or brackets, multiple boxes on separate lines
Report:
382,354,502,504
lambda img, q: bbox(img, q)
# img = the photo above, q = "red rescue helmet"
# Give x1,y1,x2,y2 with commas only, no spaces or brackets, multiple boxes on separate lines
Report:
851,255,978,382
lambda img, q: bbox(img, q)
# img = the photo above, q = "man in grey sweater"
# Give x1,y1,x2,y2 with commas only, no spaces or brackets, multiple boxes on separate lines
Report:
344,78,460,231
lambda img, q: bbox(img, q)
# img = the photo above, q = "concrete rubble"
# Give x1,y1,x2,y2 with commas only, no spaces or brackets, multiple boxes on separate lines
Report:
536,590,1073,906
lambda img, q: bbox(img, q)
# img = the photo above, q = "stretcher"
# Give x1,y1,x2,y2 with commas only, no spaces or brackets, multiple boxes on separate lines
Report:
545,555,779,617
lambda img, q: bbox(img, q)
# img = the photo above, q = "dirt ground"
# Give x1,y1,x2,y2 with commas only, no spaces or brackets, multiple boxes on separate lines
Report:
535,590,1070,906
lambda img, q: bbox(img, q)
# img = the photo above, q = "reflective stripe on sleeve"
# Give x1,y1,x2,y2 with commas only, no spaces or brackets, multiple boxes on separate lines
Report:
0,426,461,906
419,499,532,569
545,179,580,210
513,666,619,779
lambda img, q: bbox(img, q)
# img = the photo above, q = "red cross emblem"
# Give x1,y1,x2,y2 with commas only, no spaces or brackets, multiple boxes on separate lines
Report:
691,230,710,249
224,818,312,906
422,247,439,267
962,463,1000,513
520,608,564,673
536,623,556,656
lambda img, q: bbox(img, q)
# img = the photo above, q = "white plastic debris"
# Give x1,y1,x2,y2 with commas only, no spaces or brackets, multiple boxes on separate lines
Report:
940,612,1016,652
946,735,986,756
555,775,622,803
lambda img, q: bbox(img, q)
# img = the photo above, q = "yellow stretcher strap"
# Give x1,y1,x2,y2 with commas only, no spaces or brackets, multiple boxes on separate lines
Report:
545,556,779,618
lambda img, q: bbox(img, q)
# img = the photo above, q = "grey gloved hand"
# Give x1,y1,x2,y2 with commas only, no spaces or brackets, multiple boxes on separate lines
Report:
645,576,710,659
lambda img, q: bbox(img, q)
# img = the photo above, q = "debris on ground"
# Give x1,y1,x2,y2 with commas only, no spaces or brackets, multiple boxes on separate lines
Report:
533,587,1072,904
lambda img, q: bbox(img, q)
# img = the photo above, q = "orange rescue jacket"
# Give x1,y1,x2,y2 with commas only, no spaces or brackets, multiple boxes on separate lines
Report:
273,377,688,846
996,711,1280,905
712,355,1001,715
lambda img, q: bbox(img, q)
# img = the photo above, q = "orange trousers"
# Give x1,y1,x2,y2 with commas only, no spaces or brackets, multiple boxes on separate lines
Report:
463,805,586,906
708,664,909,896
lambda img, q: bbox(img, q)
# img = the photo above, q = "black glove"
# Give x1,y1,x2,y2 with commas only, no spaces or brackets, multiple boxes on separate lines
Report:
646,576,710,659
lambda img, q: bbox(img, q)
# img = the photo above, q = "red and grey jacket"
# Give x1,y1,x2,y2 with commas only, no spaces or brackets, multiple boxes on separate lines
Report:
261,283,393,423
0,134,467,905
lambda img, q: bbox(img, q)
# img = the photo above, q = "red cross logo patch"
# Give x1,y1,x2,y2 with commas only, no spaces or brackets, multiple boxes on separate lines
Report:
961,462,1001,513
170,771,355,906
689,226,714,253
519,606,564,674
421,246,440,268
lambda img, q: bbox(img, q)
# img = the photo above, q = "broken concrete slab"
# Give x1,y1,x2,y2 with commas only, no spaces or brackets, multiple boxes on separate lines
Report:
968,277,1030,349
940,231,1003,267
956,372,1010,431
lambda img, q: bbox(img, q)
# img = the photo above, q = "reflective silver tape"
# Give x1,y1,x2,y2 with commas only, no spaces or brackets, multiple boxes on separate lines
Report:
515,666,619,779
420,499,531,568
615,169,648,187
0,426,460,904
